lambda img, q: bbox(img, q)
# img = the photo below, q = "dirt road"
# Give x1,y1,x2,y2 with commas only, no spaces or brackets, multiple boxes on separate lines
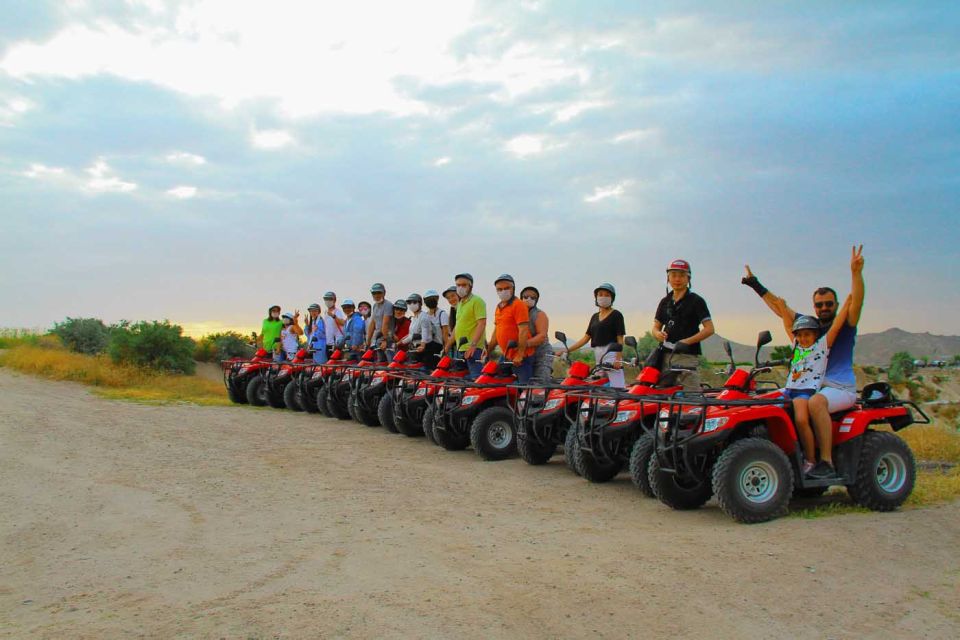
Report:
1,370,958,638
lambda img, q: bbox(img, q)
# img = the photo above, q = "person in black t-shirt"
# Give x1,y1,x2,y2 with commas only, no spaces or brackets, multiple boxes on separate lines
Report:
652,259,714,389
556,282,627,387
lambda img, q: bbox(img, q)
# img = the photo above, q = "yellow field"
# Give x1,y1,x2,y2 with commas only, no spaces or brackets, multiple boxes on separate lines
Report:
0,345,229,406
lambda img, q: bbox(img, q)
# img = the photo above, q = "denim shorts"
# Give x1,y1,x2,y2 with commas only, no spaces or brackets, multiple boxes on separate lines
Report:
784,388,816,400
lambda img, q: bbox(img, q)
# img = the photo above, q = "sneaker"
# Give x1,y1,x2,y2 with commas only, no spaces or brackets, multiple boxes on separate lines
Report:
806,460,836,480
801,460,816,475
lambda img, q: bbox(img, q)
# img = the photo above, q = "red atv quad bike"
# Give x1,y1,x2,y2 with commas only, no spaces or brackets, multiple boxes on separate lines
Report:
315,348,360,419
261,349,312,410
221,347,273,404
347,339,426,429
430,340,521,461
288,347,328,414
513,331,613,466
395,351,471,441
366,341,432,433
649,330,931,523
326,348,382,420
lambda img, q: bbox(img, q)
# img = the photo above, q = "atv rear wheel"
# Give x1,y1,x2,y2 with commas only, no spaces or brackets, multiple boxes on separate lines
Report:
283,382,303,411
564,422,583,476
713,438,794,523
648,456,713,510
377,393,398,432
847,431,915,511
629,432,656,497
517,432,555,465
421,406,437,444
470,406,517,461
246,376,268,407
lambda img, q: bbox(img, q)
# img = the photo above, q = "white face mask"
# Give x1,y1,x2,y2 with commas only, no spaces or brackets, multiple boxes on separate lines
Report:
523,297,536,308
497,289,513,302
325,300,335,309
271,312,280,319
408,303,420,312
596,296,613,308
456,286,470,298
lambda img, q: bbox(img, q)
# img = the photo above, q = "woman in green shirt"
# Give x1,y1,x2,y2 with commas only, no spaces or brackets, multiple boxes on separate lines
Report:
259,305,283,355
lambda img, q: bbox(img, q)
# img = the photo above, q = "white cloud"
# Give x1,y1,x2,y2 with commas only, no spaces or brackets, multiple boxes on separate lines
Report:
251,129,294,150
553,100,609,123
611,128,656,144
22,163,65,179
433,156,452,167
165,151,206,165
0,1,588,118
84,158,137,193
505,135,544,157
584,180,632,203
166,185,197,199
0,96,34,126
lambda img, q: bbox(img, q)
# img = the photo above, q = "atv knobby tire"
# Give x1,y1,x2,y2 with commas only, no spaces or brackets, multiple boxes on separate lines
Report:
266,382,287,409
394,404,421,437
434,421,470,451
422,405,437,444
377,393,399,432
847,431,915,512
629,432,656,497
648,456,713,510
470,406,517,461
327,387,351,420
564,422,583,476
283,381,304,412
227,378,248,404
316,385,333,418
352,392,380,427
300,383,320,413
246,376,269,407
517,431,555,465
712,437,794,523
574,440,623,483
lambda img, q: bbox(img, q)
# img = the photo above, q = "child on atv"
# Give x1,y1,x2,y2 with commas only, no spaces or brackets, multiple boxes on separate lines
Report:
774,295,851,478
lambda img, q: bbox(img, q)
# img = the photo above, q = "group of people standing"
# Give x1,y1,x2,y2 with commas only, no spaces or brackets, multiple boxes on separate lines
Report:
257,247,865,480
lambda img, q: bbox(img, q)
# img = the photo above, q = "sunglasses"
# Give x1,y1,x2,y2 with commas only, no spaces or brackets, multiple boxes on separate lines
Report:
814,301,836,309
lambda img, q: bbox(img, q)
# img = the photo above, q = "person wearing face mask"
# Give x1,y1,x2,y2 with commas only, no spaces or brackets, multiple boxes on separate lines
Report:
653,259,714,390
279,311,304,361
420,289,448,369
321,291,346,354
357,301,372,321
557,283,627,387
452,273,487,377
366,283,394,350
340,299,365,357
520,286,554,382
485,274,534,383
305,303,328,363
401,293,432,350
259,305,283,354
442,285,459,356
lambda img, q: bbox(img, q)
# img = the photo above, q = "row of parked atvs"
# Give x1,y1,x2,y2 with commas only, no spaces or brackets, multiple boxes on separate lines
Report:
221,331,929,524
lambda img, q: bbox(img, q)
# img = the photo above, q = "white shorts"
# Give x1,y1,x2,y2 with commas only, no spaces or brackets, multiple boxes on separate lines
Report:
817,386,857,412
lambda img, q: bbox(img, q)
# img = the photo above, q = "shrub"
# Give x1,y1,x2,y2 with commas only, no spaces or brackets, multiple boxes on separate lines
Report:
52,317,110,354
771,345,794,361
108,320,196,374
888,351,915,383
0,328,43,348
194,331,254,362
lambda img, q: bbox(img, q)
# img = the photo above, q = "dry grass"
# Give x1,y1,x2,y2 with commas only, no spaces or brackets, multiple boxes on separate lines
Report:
0,345,229,406
899,425,960,463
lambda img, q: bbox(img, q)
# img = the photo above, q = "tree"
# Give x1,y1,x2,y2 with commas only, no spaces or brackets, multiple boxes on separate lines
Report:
771,345,794,362
109,320,196,374
194,331,254,362
888,351,915,383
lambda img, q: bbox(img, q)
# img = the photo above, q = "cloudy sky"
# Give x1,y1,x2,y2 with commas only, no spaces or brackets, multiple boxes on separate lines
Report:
2,0,958,342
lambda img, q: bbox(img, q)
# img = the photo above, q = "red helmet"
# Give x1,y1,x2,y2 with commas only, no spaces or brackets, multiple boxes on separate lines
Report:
666,259,691,274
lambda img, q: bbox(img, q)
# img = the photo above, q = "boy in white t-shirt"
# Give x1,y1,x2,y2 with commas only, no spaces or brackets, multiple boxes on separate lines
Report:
774,296,851,476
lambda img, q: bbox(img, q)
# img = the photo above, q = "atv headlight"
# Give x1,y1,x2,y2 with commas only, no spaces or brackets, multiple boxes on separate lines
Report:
613,410,637,424
462,395,478,406
414,387,427,397
702,417,728,433
544,398,563,411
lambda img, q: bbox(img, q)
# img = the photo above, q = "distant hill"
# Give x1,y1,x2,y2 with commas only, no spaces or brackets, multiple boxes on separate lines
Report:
854,328,960,365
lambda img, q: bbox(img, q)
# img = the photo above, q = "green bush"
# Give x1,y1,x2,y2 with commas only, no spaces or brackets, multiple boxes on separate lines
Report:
52,317,110,354
194,332,254,362
889,351,915,383
0,328,42,349
108,320,196,374
771,345,794,362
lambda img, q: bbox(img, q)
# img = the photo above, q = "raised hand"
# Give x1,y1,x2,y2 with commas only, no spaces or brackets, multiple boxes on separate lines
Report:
851,244,864,274
741,264,758,286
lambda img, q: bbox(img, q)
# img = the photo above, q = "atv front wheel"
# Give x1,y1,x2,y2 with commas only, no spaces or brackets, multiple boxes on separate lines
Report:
266,383,287,409
394,404,421,437
648,456,713,510
246,376,268,407
300,384,320,413
227,377,248,404
564,422,583,476
712,438,794,523
376,393,397,432
847,431,915,512
422,406,437,444
283,382,304,412
517,432,555,465
316,385,333,418
629,432,656,497
327,388,351,420
434,422,470,451
470,406,517,461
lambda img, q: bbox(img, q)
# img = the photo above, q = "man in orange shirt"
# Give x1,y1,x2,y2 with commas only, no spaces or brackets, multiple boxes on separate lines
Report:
486,274,534,383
